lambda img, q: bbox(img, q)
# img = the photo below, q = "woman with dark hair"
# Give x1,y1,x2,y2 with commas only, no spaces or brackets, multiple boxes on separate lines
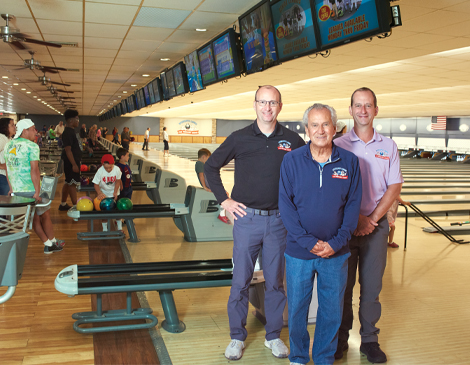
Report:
0,117,16,195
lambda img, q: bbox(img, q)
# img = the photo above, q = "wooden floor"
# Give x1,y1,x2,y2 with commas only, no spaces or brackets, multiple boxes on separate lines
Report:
2,142,470,365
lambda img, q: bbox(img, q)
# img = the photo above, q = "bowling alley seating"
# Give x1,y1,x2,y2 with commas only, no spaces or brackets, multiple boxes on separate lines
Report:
55,259,233,334
0,202,32,304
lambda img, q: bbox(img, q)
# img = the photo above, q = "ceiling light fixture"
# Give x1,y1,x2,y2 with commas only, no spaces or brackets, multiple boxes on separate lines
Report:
131,84,137,87
196,28,207,32
142,74,150,77
26,91,31,94
123,91,128,93
21,88,26,91
2,76,8,79
13,83,18,86
160,58,170,61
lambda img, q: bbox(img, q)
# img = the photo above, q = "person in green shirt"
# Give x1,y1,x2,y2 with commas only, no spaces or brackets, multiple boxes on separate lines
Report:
48,124,56,140
5,119,65,254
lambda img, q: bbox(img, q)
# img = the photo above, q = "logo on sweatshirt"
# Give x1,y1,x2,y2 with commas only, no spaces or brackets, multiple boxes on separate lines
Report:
375,149,389,160
278,140,292,151
332,167,348,179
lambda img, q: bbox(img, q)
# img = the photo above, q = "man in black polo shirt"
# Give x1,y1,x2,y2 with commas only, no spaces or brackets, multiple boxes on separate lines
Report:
205,85,305,361
59,109,81,211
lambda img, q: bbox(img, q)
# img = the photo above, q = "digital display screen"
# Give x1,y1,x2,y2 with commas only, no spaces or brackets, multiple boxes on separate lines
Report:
271,0,319,61
143,85,151,106
198,44,217,85
166,70,176,98
148,82,155,105
152,78,162,102
184,50,203,92
121,99,127,114
314,0,380,49
127,95,135,112
213,32,236,79
173,63,187,95
239,1,277,74
160,72,169,100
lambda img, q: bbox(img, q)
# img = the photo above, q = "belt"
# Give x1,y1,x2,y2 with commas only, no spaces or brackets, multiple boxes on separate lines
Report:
245,207,279,216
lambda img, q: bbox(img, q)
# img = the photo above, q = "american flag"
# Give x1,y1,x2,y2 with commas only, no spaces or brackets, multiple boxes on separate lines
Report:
431,116,447,130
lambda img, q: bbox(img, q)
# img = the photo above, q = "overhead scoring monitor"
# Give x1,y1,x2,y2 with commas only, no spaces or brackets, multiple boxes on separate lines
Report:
212,28,244,82
184,50,204,93
197,42,218,86
172,62,190,95
239,0,278,75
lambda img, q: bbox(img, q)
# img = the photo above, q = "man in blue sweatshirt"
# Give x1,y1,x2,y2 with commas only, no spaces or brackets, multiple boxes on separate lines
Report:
279,103,362,365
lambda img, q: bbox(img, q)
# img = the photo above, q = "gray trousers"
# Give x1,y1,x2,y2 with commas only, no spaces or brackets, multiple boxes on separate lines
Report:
228,209,287,341
339,217,389,343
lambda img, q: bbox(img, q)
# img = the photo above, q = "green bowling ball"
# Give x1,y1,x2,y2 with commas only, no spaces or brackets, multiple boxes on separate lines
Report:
117,197,133,211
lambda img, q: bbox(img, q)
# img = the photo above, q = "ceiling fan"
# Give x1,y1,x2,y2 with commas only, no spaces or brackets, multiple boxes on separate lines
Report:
46,86,76,94
18,51,79,73
1,14,61,50
33,71,72,86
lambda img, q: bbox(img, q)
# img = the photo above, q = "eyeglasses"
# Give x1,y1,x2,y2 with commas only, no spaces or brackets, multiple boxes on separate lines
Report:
256,100,280,107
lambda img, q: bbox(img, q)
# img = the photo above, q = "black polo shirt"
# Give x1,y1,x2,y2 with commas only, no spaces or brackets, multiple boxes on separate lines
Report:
61,126,81,165
205,121,305,210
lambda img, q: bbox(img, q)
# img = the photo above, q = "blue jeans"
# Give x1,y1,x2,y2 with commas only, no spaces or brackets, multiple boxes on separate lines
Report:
286,252,350,365
228,208,287,341
0,174,9,195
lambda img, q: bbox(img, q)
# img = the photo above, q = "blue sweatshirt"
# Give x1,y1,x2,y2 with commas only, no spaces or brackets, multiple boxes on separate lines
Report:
279,142,362,260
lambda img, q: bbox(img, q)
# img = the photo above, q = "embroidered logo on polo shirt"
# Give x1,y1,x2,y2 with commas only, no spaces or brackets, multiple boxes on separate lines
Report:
278,140,291,151
375,149,390,160
332,167,348,179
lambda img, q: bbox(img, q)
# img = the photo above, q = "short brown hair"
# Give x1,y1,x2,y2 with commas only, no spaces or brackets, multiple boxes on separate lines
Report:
350,87,377,108
198,148,211,159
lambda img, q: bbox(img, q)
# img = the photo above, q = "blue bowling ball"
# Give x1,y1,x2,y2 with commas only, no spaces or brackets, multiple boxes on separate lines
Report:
99,197,116,211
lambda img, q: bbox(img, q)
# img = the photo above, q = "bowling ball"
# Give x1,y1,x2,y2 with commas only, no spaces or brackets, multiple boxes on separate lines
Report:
80,177,90,186
100,197,116,211
77,196,92,203
80,164,88,172
93,197,102,211
117,197,133,211
77,199,93,211
89,164,97,172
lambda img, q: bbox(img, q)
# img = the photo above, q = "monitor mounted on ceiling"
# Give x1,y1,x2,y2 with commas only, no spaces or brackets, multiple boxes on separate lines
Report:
313,0,392,51
184,50,204,93
151,77,163,103
197,41,218,86
211,27,244,82
172,62,190,96
239,0,279,75
270,0,320,62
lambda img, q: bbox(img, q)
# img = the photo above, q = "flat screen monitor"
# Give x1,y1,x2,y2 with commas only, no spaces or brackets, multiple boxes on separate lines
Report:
152,77,163,103
147,82,156,105
172,62,190,95
127,95,135,113
139,89,146,108
116,104,122,117
135,91,142,110
271,0,319,61
239,0,278,74
160,71,170,100
166,69,176,98
212,28,243,81
143,85,151,106
184,50,204,93
121,99,127,114
313,0,391,50
197,42,218,86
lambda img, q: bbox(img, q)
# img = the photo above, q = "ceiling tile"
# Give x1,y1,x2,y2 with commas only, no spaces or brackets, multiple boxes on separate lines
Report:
85,2,138,26
134,7,191,28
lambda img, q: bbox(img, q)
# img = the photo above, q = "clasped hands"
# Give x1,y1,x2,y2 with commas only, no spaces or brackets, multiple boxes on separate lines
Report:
310,240,335,258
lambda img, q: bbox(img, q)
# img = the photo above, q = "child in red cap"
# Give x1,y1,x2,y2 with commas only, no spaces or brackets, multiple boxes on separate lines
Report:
92,154,122,231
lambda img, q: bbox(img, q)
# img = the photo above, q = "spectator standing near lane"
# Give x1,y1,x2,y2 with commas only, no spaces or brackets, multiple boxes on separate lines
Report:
0,118,16,195
162,127,169,156
205,85,305,361
334,87,403,364
279,104,362,365
79,124,87,144
112,127,119,144
96,127,102,140
48,125,56,140
121,127,130,150
5,119,65,253
102,127,107,139
116,148,132,200
55,121,65,139
59,110,81,211
142,127,150,151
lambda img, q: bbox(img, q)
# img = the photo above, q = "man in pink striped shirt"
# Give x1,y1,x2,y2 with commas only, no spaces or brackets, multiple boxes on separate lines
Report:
334,87,403,364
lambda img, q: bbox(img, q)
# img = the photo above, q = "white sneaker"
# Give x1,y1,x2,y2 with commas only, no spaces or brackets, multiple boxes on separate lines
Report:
265,338,289,358
225,339,245,360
